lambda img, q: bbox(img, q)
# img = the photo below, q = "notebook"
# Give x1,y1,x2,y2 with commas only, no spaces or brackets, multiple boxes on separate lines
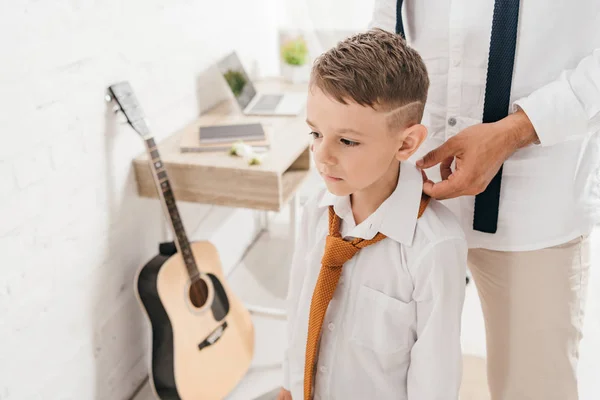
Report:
180,122,270,153
199,123,266,144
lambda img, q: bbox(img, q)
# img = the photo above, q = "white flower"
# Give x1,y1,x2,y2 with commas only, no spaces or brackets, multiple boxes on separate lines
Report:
247,153,266,165
229,140,253,157
229,140,267,165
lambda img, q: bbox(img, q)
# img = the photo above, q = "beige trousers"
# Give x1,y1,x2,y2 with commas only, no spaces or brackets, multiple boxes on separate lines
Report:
468,235,591,400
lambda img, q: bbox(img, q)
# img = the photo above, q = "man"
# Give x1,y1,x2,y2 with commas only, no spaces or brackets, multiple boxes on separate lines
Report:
369,1,599,399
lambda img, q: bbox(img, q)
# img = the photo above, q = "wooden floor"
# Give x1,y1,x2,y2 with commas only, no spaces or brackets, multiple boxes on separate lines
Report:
133,355,488,400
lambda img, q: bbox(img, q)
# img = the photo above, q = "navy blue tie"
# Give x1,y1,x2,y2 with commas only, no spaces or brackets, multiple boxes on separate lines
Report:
395,0,406,40
395,0,520,234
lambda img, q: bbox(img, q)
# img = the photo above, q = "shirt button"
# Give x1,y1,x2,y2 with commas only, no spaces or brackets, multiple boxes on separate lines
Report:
448,117,457,126
320,366,327,373
452,58,461,67
328,322,335,331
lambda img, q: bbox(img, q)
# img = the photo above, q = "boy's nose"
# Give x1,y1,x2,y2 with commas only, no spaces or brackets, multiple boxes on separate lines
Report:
313,141,336,165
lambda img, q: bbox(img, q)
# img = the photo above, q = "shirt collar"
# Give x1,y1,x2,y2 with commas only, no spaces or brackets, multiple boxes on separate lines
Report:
318,162,423,245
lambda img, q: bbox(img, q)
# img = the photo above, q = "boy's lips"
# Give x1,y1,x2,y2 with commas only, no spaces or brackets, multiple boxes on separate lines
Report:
321,172,343,182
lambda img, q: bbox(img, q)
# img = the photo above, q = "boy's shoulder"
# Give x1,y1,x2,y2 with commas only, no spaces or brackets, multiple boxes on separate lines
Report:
404,197,467,270
304,185,329,209
415,198,466,244
297,185,330,226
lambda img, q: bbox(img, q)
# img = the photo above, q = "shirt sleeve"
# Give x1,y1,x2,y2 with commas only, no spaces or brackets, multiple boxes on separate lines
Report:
406,236,468,400
282,201,312,390
367,0,397,33
511,48,600,147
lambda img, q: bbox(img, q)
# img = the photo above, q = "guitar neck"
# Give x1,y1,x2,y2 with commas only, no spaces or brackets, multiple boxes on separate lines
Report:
144,135,199,280
107,81,200,281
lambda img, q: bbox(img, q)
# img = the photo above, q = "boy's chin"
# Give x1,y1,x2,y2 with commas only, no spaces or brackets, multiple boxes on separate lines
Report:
324,181,353,197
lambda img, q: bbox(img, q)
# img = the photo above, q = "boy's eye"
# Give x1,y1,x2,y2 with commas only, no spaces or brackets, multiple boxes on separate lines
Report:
340,138,359,147
308,132,358,147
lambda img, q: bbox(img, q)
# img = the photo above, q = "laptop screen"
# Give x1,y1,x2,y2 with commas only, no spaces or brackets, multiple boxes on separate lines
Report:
216,52,257,111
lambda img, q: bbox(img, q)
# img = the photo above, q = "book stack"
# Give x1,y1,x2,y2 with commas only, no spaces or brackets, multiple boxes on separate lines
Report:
180,122,270,153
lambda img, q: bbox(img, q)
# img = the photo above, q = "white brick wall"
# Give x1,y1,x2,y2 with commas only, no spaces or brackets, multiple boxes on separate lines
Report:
0,1,283,399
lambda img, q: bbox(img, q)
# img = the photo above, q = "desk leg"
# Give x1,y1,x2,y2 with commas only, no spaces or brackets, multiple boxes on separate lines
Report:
289,194,300,245
244,195,300,320
261,210,270,232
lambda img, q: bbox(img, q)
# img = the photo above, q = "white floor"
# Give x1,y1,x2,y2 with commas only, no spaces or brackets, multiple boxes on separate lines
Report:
134,182,600,400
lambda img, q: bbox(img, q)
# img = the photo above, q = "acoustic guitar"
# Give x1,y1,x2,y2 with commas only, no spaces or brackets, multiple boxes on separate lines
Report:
107,82,254,399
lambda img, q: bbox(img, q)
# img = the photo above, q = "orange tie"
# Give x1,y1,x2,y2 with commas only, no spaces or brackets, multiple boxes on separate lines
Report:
303,194,430,400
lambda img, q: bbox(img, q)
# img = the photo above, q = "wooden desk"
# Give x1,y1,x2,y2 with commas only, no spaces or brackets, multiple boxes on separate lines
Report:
132,80,312,240
133,81,311,212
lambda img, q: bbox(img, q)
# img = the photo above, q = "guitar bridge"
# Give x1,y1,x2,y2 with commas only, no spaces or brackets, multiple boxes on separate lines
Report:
198,321,228,351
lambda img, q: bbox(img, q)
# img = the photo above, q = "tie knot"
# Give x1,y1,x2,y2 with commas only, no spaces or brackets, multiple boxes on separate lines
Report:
321,235,360,268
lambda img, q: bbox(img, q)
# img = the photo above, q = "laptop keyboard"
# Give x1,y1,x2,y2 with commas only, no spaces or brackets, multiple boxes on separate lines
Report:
250,94,283,112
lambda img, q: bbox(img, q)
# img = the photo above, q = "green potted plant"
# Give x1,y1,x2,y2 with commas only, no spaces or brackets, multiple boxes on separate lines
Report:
280,36,311,83
223,69,247,97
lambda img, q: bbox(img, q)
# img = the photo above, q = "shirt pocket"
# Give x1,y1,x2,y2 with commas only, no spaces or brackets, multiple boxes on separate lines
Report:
349,285,416,371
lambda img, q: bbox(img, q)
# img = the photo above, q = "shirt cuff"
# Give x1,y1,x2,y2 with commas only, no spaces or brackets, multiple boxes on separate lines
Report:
511,78,588,147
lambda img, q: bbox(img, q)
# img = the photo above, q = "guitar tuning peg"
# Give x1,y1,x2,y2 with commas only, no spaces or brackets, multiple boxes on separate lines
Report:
114,110,128,124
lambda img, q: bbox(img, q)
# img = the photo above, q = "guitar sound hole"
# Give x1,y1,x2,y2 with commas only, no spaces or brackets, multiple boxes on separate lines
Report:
189,278,209,308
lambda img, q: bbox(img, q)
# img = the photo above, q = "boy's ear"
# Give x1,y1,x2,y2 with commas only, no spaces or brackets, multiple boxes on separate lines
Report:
395,124,427,161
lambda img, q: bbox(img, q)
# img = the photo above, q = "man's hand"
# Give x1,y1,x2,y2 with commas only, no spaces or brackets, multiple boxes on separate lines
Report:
277,388,293,400
416,108,539,200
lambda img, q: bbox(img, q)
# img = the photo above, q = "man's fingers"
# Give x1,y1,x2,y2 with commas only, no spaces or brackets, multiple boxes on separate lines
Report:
423,179,456,200
440,157,453,181
416,139,458,169
421,169,432,184
423,168,469,200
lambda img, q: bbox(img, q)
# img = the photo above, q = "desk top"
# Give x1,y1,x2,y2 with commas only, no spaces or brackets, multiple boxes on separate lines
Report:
132,79,313,211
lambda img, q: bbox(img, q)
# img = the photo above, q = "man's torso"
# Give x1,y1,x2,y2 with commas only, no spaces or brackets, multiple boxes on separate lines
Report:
370,0,600,250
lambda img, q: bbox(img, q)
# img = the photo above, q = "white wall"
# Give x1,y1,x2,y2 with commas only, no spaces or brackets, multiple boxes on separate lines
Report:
0,1,283,399
277,0,376,61
279,0,375,31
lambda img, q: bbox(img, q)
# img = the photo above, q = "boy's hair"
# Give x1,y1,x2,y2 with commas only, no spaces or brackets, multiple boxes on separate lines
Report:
310,28,429,130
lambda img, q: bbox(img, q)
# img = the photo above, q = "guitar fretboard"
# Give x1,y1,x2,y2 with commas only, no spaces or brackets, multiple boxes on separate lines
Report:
146,137,199,280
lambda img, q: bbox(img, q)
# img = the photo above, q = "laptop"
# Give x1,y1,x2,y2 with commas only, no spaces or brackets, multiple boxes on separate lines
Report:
216,51,306,116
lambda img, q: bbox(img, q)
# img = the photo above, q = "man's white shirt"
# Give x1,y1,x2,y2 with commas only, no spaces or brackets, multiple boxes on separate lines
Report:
370,0,600,251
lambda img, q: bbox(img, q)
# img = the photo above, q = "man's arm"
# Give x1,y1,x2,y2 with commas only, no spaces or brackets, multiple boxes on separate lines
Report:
512,48,600,147
407,237,468,399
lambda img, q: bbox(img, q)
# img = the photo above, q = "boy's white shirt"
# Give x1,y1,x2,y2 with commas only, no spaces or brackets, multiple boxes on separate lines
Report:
282,162,468,400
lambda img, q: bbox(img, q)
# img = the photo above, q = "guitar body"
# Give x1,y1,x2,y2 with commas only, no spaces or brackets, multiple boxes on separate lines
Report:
135,241,254,400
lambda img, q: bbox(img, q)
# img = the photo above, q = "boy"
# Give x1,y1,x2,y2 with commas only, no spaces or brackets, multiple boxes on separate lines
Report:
278,29,467,400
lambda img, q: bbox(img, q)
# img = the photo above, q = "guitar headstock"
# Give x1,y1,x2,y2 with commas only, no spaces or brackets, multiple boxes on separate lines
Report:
107,81,152,139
